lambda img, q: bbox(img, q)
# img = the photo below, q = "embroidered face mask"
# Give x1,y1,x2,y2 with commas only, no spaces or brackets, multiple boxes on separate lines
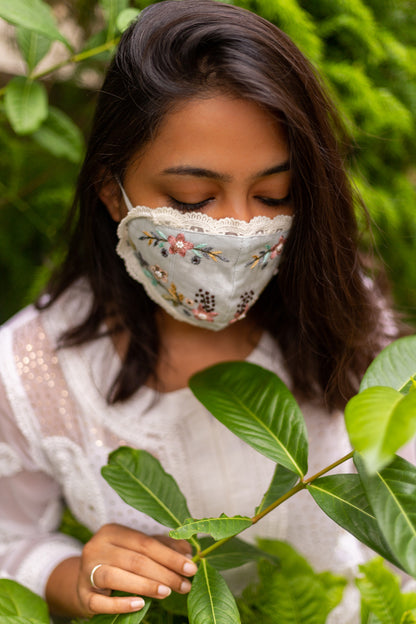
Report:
116,186,293,330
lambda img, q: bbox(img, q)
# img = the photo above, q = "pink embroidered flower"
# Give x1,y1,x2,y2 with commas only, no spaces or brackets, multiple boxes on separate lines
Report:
167,233,194,256
192,304,218,322
230,305,250,324
270,236,286,259
150,265,168,282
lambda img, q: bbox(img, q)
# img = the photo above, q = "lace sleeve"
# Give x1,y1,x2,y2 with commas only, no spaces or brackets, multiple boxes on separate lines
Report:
0,362,83,599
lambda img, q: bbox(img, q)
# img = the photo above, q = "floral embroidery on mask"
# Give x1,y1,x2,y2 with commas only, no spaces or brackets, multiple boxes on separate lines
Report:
138,230,230,264
246,235,287,269
192,304,218,322
231,290,256,323
150,265,168,282
168,233,194,256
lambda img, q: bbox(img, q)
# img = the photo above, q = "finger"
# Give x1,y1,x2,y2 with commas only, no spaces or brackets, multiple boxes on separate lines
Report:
96,554,193,595
92,563,192,599
105,526,197,577
153,535,193,556
87,592,146,615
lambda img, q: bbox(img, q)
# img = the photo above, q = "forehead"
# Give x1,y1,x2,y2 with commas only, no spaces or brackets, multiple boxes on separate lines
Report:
129,95,289,173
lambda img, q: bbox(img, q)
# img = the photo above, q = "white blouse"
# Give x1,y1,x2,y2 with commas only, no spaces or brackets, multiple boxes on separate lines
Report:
0,281,368,622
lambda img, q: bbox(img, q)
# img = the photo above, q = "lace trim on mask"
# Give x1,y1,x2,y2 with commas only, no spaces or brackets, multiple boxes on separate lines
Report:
119,205,293,237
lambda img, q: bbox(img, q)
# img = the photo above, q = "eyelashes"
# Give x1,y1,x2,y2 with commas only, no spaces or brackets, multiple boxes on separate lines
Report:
167,194,291,212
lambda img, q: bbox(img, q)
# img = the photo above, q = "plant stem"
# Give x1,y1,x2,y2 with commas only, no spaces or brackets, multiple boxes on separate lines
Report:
0,38,119,98
193,450,354,563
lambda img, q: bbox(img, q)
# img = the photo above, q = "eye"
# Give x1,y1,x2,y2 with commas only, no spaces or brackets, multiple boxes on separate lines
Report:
167,196,214,211
255,193,291,207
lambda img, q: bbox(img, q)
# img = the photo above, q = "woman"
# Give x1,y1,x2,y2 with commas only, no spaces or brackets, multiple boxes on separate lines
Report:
0,0,396,620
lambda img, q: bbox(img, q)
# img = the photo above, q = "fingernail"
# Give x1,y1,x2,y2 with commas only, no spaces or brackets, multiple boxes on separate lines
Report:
130,598,145,610
180,580,192,593
158,584,172,597
183,561,198,575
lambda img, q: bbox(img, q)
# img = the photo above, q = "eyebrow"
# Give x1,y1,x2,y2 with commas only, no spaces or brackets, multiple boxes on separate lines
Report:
160,160,290,182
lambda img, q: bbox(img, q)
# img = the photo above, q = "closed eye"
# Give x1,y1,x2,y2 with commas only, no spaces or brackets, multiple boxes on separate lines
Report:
167,196,214,211
255,194,291,207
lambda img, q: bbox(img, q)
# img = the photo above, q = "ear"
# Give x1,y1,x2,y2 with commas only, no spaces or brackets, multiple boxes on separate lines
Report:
98,178,125,222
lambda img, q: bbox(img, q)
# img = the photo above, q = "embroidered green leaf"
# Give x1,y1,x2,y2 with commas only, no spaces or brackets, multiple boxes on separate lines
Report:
189,361,308,477
102,447,191,529
156,229,167,240
188,559,241,624
169,514,252,541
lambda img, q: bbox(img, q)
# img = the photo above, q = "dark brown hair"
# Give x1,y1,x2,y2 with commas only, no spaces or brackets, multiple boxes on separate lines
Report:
38,0,395,407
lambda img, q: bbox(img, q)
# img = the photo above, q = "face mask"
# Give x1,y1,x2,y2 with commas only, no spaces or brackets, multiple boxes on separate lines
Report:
116,186,293,330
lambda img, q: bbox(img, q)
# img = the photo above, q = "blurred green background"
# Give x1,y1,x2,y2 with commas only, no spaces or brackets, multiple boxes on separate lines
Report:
0,0,415,325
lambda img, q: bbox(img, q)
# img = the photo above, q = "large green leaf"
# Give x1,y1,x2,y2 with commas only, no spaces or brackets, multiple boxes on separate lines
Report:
356,558,404,624
307,474,402,569
0,0,71,48
90,598,151,623
254,560,333,623
198,536,280,571
16,27,51,72
0,619,46,624
33,106,84,163
188,559,241,624
102,447,190,529
345,386,416,473
189,362,308,477
401,613,416,624
355,454,416,577
255,463,299,515
360,335,416,394
0,580,49,621
170,514,252,541
4,77,48,135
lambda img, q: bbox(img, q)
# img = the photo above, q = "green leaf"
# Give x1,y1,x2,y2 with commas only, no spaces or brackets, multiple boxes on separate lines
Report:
188,559,241,624
0,619,47,624
189,362,308,477
4,77,48,135
199,536,280,571
401,612,416,624
308,474,402,569
255,560,331,624
0,0,71,48
345,386,416,473
170,514,252,541
90,598,151,623
360,335,416,394
33,106,84,163
356,558,403,624
255,463,299,515
99,0,128,41
317,571,347,618
355,454,416,576
102,447,191,529
16,27,51,72
0,580,49,621
116,8,141,33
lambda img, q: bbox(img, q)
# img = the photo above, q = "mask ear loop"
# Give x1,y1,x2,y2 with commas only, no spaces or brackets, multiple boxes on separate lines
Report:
116,176,134,212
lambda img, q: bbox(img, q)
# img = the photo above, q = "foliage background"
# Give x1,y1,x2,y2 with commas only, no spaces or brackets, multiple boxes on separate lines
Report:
0,0,415,325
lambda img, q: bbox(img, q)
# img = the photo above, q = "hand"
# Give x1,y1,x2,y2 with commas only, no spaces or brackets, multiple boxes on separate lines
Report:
77,523,198,616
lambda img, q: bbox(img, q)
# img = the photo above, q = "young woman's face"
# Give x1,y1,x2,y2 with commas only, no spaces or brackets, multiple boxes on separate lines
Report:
106,95,292,222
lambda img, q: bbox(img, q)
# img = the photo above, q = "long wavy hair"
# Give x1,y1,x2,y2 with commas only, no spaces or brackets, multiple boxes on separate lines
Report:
38,0,395,407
